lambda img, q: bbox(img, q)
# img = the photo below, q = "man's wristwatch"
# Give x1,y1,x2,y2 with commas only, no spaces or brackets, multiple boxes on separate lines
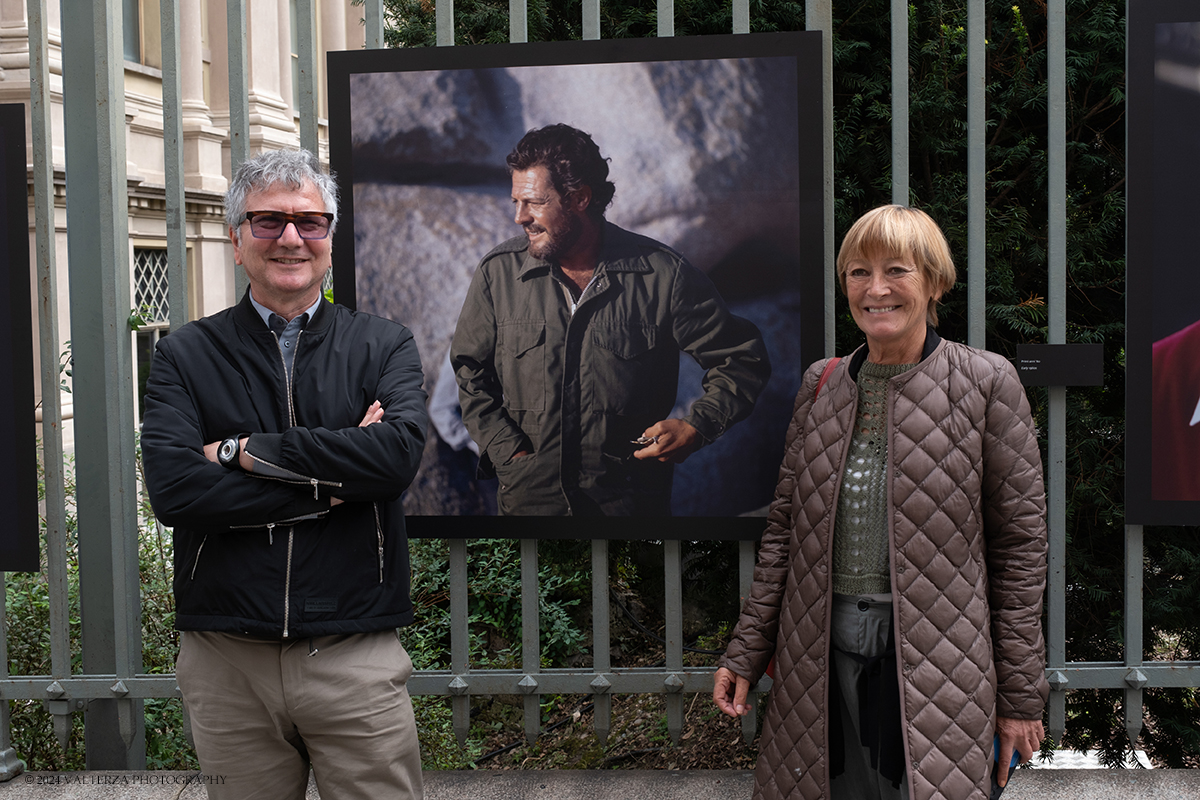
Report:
217,437,242,470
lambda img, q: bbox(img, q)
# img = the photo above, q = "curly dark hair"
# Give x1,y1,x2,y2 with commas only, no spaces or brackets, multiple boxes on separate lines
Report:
506,124,616,218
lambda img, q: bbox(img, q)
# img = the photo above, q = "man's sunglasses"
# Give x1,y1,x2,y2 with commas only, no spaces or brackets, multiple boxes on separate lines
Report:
241,211,334,240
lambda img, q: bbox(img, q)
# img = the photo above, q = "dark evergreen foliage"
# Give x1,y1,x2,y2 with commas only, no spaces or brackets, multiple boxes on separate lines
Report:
368,0,1199,768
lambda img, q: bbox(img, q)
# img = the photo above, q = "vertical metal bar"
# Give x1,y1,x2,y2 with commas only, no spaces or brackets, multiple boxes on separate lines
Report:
1045,0,1068,747
226,0,250,175
1124,526,1145,748
738,538,757,744
732,0,749,35
61,0,144,767
966,0,985,348
664,539,683,744
807,0,835,356
890,0,908,205
657,0,673,38
30,0,72,751
582,0,600,40
161,0,189,332
0,574,21,776
510,0,527,43
365,0,385,49
1046,383,1066,746
227,0,250,300
436,0,454,46
449,539,470,746
29,0,69,670
295,0,319,155
521,538,540,743
591,539,611,741
1047,3,1066,349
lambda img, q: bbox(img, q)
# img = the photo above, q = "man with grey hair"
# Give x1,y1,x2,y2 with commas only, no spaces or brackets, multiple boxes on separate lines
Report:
141,148,427,799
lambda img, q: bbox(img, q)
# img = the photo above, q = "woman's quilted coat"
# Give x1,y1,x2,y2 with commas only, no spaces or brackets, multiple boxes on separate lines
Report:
720,339,1049,800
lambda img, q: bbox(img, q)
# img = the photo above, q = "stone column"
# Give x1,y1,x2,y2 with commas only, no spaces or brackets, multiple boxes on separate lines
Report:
180,0,226,191
344,0,365,51
320,0,347,122
246,0,295,150
277,0,293,124
0,0,30,84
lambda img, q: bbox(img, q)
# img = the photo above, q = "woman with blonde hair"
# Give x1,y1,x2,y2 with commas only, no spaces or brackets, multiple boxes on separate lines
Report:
714,205,1048,800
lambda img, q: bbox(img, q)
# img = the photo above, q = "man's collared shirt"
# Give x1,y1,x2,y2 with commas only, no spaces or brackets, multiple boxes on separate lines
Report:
249,291,323,380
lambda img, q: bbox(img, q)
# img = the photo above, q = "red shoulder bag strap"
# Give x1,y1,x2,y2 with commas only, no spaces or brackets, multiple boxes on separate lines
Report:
816,356,841,398
763,356,842,681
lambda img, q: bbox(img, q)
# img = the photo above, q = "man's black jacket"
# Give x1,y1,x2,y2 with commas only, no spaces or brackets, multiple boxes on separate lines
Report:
141,292,428,639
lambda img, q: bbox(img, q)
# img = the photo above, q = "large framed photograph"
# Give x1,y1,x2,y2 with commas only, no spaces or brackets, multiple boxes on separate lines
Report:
328,32,824,538
1128,1,1200,524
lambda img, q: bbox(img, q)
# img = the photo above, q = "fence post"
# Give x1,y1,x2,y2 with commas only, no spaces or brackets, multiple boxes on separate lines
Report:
1123,526,1145,748
365,0,385,49
664,539,684,743
890,0,908,205
591,540,612,741
582,0,601,38
161,0,189,333
227,0,250,300
521,538,540,743
28,0,74,753
61,0,144,768
1045,0,1069,747
437,0,454,46
657,0,673,37
295,0,319,155
450,539,470,746
807,0,835,357
966,0,986,348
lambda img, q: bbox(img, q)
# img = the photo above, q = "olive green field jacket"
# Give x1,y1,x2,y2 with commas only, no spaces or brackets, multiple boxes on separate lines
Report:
450,222,770,516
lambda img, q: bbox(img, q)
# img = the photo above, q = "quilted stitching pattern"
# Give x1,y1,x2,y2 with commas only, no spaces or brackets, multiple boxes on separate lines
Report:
719,342,1048,800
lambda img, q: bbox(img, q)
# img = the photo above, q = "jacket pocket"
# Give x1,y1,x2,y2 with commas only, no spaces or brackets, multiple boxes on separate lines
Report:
373,503,384,583
188,535,209,580
497,320,546,411
590,323,667,414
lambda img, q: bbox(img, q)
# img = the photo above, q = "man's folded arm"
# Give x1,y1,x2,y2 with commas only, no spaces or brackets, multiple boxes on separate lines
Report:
141,349,332,529
240,332,429,502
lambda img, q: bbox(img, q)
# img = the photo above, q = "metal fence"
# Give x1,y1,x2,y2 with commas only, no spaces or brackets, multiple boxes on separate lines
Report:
6,0,1197,773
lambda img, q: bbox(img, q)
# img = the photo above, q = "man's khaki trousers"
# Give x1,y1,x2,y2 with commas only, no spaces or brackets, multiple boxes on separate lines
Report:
177,629,423,800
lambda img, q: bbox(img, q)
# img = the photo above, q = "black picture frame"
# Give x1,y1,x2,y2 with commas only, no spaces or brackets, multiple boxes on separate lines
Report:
0,103,39,570
327,32,824,539
1127,3,1200,524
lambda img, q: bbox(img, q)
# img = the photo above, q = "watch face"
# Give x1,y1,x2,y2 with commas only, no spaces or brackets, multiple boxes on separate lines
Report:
219,438,237,465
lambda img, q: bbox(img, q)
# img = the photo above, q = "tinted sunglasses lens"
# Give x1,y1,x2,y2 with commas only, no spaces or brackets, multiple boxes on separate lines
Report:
248,215,286,238
294,216,331,238
247,214,331,239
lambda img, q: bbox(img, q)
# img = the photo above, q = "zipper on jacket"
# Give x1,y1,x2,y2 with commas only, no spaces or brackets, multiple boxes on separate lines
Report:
373,503,384,583
267,522,275,545
227,510,327,532
282,526,295,638
245,452,342,496
189,535,208,580
270,329,301,428
260,330,342,501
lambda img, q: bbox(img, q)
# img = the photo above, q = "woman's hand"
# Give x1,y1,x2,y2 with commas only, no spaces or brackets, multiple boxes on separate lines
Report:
995,716,1044,787
713,666,753,718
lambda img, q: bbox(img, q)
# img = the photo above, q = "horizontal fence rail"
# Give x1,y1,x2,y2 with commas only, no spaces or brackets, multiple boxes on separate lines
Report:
9,0,1195,773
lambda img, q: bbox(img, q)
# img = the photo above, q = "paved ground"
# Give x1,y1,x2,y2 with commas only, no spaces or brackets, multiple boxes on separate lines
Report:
0,769,1197,799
